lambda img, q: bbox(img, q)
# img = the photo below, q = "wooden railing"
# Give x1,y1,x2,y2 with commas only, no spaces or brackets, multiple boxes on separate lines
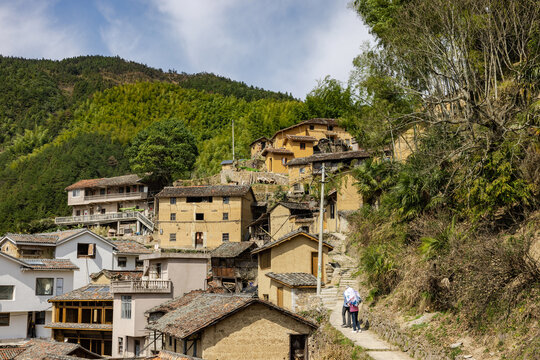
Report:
110,280,172,294
55,211,154,231
83,192,147,201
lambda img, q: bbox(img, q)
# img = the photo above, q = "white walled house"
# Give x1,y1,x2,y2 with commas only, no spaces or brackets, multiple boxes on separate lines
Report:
0,252,76,340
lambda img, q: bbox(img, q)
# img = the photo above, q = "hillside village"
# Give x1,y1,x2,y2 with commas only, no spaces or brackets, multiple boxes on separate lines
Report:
0,118,390,359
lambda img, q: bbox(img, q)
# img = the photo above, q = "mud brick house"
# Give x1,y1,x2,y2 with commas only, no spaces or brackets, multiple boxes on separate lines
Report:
249,137,271,158
253,230,333,311
156,185,255,249
209,242,258,292
267,202,315,240
262,118,356,174
89,270,143,285
47,284,114,356
146,293,317,360
55,174,155,235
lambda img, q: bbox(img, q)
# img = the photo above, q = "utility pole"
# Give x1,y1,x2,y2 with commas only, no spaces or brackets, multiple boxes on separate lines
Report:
232,119,235,161
316,163,325,295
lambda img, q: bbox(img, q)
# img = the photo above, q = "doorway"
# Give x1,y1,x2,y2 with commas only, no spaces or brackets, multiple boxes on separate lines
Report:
134,339,141,356
277,287,283,307
311,252,319,278
289,334,307,360
195,232,204,248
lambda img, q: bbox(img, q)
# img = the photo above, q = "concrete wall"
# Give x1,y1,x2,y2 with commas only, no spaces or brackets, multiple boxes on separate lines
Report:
157,194,253,249
200,303,313,360
55,232,115,288
0,256,74,340
112,293,172,357
144,257,208,298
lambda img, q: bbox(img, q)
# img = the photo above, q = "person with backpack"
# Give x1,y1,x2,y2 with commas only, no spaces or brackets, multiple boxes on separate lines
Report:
341,289,351,328
344,287,362,333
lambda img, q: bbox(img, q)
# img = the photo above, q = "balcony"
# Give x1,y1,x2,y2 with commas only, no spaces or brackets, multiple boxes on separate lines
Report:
55,211,154,231
110,280,172,294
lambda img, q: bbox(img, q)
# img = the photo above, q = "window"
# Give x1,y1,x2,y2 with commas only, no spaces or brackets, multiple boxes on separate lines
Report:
139,185,145,192
126,186,131,193
118,257,127,267
56,278,64,296
195,213,204,221
76,210,81,216
100,188,105,195
155,263,162,279
72,189,80,197
293,183,301,192
77,243,95,258
300,142,306,150
282,157,287,165
135,257,143,268
187,196,213,203
223,196,230,204
118,337,123,355
299,167,305,174
170,197,176,205
223,212,229,220
100,208,106,214
121,296,132,319
0,286,14,300
36,278,54,296
169,233,176,242
300,226,310,233
260,251,271,269
327,125,334,131
119,187,124,193
170,213,176,221
0,313,9,326
309,125,315,130
35,311,46,325
222,233,229,242
263,294,269,301
330,203,335,219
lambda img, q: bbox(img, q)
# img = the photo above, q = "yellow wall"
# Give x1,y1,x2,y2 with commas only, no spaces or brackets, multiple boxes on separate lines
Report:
269,205,297,240
264,153,293,174
90,274,111,284
393,127,417,162
0,240,55,258
157,194,254,249
200,303,313,360
288,164,313,186
257,234,330,310
337,173,362,212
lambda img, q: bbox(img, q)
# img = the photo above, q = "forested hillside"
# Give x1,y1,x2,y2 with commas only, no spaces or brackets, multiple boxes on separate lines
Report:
0,56,304,233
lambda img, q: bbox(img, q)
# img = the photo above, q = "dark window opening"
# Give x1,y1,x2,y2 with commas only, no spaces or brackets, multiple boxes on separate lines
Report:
223,212,229,220
223,196,230,204
169,233,176,242
300,143,306,150
34,311,46,325
0,313,9,326
170,213,176,221
77,243,95,258
36,278,53,296
222,233,229,242
187,196,212,203
309,125,315,130
170,197,177,204
195,213,204,221
118,257,127,267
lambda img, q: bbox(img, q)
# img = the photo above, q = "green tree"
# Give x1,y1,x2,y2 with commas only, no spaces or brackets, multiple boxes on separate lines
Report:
305,76,354,119
126,118,198,186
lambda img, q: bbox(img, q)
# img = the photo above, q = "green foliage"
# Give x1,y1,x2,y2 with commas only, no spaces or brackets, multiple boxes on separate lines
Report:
126,118,198,186
305,76,355,119
352,158,398,206
360,244,399,295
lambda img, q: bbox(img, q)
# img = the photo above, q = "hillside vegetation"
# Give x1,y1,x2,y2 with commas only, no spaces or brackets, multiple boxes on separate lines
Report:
312,0,540,358
0,55,305,233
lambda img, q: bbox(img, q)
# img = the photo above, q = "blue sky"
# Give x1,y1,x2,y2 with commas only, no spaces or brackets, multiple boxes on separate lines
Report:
0,0,372,98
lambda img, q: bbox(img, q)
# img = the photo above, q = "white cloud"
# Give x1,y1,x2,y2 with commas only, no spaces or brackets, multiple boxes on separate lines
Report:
0,1,81,59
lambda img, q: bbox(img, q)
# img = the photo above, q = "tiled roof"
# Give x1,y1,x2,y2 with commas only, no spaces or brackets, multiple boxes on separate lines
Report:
249,137,270,146
90,269,143,281
146,290,212,316
273,202,312,211
286,150,370,166
266,272,318,288
14,339,101,360
271,118,339,140
0,347,25,360
156,185,252,198
21,259,78,271
220,160,233,165
49,284,112,301
2,229,88,246
45,322,112,331
261,148,294,156
252,230,333,254
147,293,316,339
152,350,202,360
110,239,152,254
65,174,143,191
211,242,257,258
286,135,317,142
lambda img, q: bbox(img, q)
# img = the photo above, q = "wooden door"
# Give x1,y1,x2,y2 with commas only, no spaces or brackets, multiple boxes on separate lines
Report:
311,252,318,277
277,287,283,307
195,232,203,248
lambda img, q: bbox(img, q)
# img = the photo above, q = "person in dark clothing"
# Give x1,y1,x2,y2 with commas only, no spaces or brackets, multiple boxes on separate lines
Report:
341,293,351,327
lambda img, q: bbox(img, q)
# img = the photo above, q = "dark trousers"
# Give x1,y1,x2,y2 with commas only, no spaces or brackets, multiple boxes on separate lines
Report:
351,311,359,331
342,306,351,326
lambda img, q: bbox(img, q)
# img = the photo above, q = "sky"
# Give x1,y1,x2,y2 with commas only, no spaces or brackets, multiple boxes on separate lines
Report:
0,0,372,98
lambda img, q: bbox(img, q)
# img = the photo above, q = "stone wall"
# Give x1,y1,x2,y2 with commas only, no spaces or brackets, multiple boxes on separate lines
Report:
361,308,452,360
221,169,289,186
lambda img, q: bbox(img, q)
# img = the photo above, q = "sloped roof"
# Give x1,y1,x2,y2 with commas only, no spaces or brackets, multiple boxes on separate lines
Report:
110,239,152,254
261,148,294,156
0,347,25,360
286,150,371,166
266,272,318,288
249,137,270,147
14,339,101,360
156,185,253,198
152,350,202,360
1,229,111,248
211,242,257,258
252,230,333,254
65,174,143,191
271,118,339,140
286,135,317,142
49,284,112,302
272,202,312,211
21,259,78,271
146,293,316,339
146,290,206,316
90,269,143,281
